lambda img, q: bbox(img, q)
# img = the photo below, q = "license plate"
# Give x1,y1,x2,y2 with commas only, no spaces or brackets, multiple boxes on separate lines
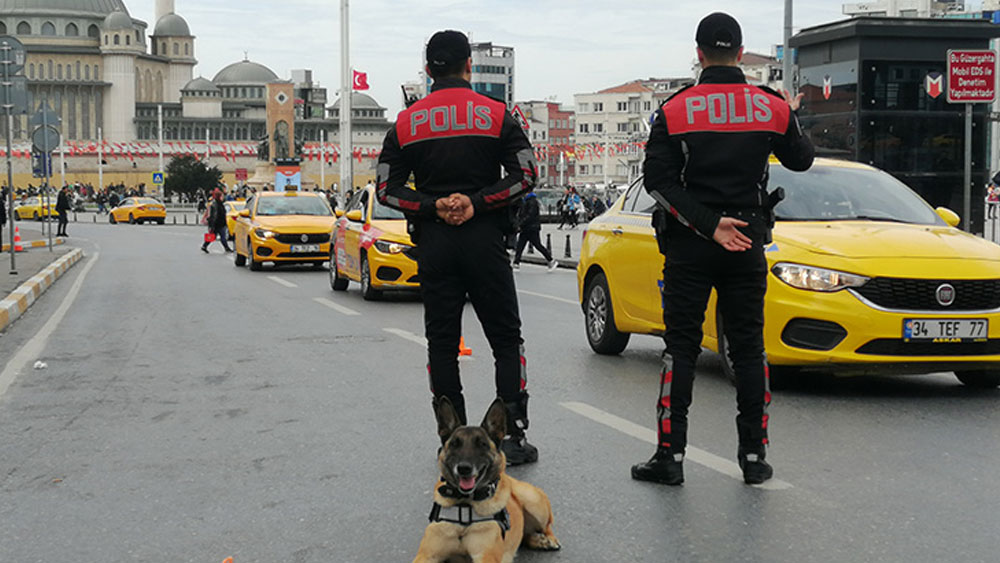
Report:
290,244,320,253
903,319,989,341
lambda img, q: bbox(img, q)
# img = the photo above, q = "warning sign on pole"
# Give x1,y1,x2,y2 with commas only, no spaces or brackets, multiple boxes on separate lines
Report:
947,49,997,104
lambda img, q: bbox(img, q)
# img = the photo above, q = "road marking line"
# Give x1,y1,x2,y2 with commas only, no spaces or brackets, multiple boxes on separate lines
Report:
384,328,426,346
0,251,101,400
518,289,578,306
313,297,360,316
267,276,298,288
560,401,793,491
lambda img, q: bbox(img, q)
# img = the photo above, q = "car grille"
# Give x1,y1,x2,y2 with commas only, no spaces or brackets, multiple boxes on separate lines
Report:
274,233,331,244
856,339,1000,357
276,252,328,259
853,278,1000,311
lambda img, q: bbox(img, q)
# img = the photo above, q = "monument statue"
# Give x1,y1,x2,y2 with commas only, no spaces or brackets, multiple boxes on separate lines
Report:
294,137,304,160
273,121,290,160
257,135,269,161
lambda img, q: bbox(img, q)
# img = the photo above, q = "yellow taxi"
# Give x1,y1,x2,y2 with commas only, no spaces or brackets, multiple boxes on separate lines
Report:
232,190,335,271
329,185,418,300
14,196,57,220
224,201,245,240
578,158,1000,389
109,197,167,224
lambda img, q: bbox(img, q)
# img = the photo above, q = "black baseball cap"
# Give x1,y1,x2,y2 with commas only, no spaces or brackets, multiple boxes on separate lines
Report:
426,30,471,69
696,12,742,50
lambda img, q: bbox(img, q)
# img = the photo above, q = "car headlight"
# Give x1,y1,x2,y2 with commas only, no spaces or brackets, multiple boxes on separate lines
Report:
771,263,869,292
254,228,276,239
373,240,411,255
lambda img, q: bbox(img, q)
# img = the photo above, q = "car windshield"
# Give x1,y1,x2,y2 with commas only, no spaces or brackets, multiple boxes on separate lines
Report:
372,198,405,220
256,195,332,217
771,164,944,225
136,198,160,205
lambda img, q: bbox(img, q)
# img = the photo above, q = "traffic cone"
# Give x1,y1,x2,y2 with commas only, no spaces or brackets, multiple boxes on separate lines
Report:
459,337,472,356
13,225,23,252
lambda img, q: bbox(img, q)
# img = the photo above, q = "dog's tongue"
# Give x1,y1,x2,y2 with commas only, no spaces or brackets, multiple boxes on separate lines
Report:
459,476,477,492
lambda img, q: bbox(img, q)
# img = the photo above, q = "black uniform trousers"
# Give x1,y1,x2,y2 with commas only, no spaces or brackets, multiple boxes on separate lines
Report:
417,215,527,426
657,217,770,457
57,210,68,235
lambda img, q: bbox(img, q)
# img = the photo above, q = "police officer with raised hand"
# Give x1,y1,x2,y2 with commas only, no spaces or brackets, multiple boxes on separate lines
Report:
631,12,814,486
377,30,540,465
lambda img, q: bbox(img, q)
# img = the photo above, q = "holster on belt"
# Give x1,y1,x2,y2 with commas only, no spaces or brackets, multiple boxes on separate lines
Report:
652,206,671,255
763,187,785,245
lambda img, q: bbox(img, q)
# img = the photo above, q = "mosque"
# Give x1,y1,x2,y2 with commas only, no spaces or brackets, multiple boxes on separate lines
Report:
1,0,389,186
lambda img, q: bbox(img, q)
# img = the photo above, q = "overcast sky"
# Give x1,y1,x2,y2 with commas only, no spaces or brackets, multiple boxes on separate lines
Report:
130,0,985,116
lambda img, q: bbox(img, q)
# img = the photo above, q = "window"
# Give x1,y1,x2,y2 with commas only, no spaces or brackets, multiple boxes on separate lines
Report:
38,65,44,79
644,101,652,111
0,22,6,35
114,34,120,45
579,165,588,175
57,64,62,80
579,123,589,134
66,23,78,36
593,123,603,133
94,65,99,80
617,123,628,133
76,61,81,79
125,35,130,45
28,63,34,78
184,43,189,55
84,65,90,80
593,165,603,175
173,42,178,55
617,101,628,112
593,102,603,112
578,103,588,113
40,21,55,36
161,42,166,55
17,21,31,35
88,24,99,38
549,119,555,128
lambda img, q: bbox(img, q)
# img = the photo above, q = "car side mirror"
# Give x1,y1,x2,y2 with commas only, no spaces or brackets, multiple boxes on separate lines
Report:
935,207,960,228
238,209,250,218
335,208,345,218
345,209,363,222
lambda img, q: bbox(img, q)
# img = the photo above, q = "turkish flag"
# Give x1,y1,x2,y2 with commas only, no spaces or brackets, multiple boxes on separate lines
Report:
353,70,370,91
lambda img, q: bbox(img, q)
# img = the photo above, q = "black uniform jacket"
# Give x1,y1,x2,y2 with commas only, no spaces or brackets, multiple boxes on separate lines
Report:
376,78,537,219
643,66,815,239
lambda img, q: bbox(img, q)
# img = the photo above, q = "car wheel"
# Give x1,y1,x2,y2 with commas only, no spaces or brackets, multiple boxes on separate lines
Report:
129,214,136,224
360,252,382,301
584,272,630,355
330,250,349,291
955,370,1000,389
248,241,262,271
109,213,117,224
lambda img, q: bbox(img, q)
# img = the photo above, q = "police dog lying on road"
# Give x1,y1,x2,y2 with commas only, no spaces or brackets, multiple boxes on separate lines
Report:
413,397,560,563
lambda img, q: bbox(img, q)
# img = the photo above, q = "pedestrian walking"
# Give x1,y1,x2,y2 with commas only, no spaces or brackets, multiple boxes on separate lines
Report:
987,172,1000,220
377,30,540,465
631,12,814,486
201,189,232,253
0,186,6,248
56,186,70,237
512,193,558,271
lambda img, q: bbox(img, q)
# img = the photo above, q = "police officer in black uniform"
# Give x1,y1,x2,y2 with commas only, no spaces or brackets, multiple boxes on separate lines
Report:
631,13,814,486
377,30,540,465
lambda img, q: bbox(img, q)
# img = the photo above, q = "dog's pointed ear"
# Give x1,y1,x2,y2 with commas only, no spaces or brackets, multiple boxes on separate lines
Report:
433,396,463,445
480,398,507,447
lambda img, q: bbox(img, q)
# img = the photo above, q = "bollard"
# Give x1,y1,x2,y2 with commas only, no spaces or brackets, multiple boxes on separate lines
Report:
184,214,188,225
546,233,553,257
564,234,572,259
173,215,177,225
92,213,96,223
73,212,78,222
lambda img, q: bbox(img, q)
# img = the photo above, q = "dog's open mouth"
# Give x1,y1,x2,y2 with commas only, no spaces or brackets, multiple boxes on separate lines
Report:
458,474,478,493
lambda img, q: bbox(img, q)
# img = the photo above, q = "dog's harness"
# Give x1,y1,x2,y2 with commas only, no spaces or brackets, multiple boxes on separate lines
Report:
428,479,511,539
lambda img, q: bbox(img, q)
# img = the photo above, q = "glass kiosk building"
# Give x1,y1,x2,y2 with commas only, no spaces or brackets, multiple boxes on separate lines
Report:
790,17,1000,233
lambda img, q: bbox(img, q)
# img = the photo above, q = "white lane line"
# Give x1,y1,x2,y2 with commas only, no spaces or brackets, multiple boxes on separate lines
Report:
267,276,298,288
560,401,793,491
0,251,101,400
313,297,361,317
384,327,426,346
518,289,578,306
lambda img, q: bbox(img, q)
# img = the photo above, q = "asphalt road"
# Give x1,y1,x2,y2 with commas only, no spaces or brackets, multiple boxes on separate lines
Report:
1,222,999,563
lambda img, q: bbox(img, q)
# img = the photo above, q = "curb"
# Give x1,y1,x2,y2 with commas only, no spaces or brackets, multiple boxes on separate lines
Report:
0,248,84,334
1,238,67,253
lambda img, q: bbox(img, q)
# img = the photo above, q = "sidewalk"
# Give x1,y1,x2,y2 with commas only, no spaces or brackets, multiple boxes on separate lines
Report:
1,225,66,254
1,245,83,334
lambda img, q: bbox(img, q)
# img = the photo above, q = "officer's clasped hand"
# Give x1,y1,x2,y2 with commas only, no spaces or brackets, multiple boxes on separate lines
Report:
781,89,804,112
436,194,475,226
713,217,753,252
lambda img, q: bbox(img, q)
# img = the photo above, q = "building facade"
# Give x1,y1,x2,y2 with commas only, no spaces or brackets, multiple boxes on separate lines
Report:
516,100,575,187
842,0,967,17
411,37,515,108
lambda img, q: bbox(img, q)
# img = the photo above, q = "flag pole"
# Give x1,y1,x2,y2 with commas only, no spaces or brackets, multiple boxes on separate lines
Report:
339,0,353,200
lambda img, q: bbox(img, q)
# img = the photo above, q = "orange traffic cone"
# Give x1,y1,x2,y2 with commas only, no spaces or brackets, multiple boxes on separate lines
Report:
13,225,23,252
459,337,472,356
221,558,234,563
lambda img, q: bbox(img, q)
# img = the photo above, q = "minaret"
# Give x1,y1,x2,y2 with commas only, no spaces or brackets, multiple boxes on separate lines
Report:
155,0,175,22
100,11,142,142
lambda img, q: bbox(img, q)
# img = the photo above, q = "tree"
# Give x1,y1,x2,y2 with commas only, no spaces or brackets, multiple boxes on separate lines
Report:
164,156,222,197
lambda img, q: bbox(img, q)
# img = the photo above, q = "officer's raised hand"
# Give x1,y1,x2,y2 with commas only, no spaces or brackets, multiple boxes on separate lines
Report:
713,217,753,251
781,89,804,111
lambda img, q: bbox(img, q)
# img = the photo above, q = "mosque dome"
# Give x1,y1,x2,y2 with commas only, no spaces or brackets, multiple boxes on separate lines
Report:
212,60,279,85
102,9,133,30
153,13,190,37
182,77,219,93
0,0,129,17
331,92,382,109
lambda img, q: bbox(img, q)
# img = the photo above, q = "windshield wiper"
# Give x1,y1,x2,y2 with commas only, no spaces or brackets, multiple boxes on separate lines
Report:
849,215,912,223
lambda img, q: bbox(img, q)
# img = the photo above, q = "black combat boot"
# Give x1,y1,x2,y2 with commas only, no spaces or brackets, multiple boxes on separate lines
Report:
631,449,684,485
501,395,538,466
738,450,773,485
